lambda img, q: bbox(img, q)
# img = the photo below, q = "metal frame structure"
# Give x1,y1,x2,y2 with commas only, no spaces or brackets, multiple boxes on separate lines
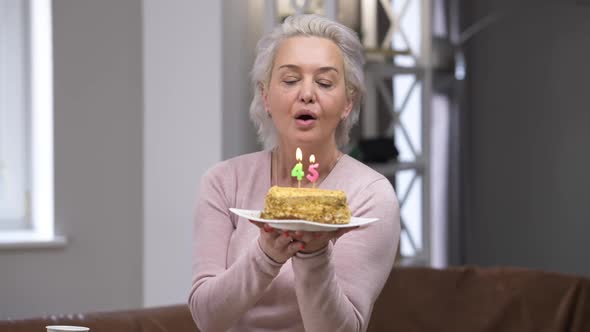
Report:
361,0,432,266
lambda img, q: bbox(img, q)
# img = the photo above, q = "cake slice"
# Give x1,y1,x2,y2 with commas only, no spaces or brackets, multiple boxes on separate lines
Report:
260,186,351,224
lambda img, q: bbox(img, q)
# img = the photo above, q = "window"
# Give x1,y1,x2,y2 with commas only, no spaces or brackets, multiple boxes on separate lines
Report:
0,0,61,247
0,0,29,230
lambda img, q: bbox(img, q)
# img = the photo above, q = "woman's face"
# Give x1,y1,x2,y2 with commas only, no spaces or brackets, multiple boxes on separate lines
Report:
263,36,352,146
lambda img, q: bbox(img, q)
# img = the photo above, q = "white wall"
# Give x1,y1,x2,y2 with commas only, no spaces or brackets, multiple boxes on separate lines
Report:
0,0,143,319
142,0,223,306
1,0,259,318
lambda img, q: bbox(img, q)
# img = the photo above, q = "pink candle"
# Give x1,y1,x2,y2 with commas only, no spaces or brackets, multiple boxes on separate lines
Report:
306,154,319,187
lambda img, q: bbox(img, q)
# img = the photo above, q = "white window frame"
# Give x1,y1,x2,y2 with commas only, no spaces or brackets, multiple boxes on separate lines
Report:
0,0,65,248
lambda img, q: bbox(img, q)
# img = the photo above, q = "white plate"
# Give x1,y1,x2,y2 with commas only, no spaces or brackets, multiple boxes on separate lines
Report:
230,208,379,232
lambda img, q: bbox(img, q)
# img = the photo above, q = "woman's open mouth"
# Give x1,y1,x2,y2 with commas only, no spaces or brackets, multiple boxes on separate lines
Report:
294,112,317,128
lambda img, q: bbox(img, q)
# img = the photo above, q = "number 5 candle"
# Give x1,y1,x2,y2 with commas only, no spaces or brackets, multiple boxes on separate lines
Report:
306,154,319,188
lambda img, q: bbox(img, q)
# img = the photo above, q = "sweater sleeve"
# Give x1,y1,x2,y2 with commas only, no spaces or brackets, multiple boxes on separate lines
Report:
188,165,283,332
291,178,400,332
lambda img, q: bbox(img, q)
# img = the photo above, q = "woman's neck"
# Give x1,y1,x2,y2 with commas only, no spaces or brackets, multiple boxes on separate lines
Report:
272,140,342,188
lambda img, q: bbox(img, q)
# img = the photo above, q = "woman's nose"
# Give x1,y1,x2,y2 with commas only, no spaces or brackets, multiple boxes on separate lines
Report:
299,80,316,104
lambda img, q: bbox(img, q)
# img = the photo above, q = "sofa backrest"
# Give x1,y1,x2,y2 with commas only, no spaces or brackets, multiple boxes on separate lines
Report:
367,266,590,332
0,305,199,332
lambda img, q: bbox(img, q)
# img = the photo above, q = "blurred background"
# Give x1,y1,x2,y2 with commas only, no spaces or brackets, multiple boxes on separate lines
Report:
1,0,588,320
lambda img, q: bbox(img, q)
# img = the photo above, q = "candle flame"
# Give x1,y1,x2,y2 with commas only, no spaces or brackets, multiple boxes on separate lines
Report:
309,154,315,163
296,147,302,161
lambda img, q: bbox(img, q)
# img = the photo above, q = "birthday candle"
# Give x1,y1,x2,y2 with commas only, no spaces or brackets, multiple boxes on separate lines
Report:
291,147,304,188
306,154,319,188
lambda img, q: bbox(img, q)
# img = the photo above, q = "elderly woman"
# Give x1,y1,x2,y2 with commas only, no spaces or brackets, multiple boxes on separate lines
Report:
189,14,400,332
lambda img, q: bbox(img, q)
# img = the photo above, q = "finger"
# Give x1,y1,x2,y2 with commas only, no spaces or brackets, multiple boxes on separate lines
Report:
294,231,315,243
249,220,274,232
287,240,306,253
249,220,264,228
294,230,333,244
249,220,280,234
313,230,336,241
316,231,334,239
259,225,281,240
262,223,275,233
274,230,294,248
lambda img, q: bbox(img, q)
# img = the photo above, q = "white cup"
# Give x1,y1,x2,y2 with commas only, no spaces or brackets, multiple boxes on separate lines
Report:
46,326,90,332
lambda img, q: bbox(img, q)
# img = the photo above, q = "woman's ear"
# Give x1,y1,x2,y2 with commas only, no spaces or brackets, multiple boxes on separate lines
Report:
259,82,270,112
342,96,354,120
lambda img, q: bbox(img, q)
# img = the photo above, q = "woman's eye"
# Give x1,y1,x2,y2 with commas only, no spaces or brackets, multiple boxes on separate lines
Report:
317,81,333,88
283,78,299,85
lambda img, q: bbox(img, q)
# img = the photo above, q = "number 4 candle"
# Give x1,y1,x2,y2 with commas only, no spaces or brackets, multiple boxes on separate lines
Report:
291,147,304,188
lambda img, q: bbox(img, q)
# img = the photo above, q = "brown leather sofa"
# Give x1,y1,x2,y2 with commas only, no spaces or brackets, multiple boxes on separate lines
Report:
1,266,589,332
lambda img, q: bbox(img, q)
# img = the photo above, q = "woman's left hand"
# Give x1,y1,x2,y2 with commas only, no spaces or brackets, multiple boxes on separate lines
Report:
291,227,359,254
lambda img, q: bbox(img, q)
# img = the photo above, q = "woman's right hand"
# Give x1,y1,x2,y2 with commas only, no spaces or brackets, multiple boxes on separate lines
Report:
250,221,303,263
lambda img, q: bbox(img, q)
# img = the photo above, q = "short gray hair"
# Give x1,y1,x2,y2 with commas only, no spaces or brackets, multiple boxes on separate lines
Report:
249,14,366,150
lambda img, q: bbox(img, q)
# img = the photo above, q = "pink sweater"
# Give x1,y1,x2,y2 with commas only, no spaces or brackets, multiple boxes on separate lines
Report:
189,151,400,332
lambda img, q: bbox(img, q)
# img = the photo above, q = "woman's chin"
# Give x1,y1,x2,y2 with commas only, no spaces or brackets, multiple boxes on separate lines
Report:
287,133,334,147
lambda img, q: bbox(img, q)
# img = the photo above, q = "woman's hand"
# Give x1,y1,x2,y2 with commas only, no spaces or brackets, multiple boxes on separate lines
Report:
250,221,359,261
250,221,303,263
292,227,358,254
